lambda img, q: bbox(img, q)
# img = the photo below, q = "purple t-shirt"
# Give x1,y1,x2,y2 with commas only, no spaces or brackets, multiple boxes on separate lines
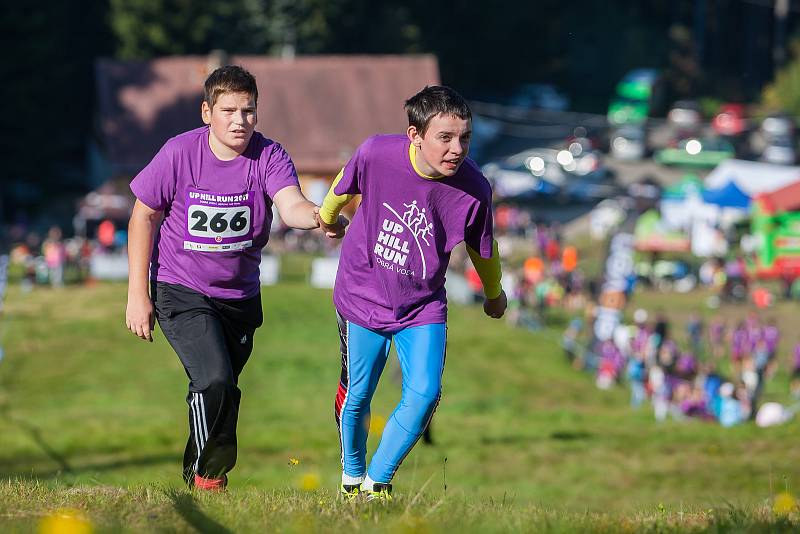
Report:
130,126,299,299
333,135,494,331
763,325,780,353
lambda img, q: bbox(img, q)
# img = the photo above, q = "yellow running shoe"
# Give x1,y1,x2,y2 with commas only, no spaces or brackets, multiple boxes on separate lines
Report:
339,483,362,501
364,482,392,502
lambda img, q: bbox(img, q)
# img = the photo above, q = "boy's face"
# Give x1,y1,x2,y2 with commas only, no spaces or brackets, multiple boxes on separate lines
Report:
201,91,257,156
408,113,471,177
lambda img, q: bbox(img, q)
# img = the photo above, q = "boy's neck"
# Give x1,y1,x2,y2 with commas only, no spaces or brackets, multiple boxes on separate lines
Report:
208,131,245,161
409,144,441,179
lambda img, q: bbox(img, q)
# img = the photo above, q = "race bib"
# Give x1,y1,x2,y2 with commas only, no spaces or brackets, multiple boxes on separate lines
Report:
184,188,255,252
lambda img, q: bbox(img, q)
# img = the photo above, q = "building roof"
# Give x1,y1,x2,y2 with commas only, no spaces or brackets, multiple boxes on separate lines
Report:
755,179,800,214
95,54,440,177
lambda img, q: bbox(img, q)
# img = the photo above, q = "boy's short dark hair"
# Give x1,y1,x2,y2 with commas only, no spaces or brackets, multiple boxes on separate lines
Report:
204,65,258,109
404,86,472,137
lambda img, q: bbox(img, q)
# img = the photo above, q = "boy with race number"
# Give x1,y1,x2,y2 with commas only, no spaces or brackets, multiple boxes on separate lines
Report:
126,65,345,490
317,85,507,500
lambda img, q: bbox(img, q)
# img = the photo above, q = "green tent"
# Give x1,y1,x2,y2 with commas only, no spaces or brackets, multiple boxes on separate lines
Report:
634,209,691,252
662,174,703,200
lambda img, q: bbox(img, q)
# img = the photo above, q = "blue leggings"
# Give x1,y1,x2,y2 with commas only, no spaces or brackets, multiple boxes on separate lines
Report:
334,314,446,483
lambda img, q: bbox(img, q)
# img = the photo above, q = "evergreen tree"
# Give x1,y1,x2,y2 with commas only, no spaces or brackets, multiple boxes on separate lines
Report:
762,39,800,115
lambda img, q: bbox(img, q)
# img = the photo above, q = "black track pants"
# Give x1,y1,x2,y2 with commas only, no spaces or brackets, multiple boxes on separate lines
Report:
152,282,263,482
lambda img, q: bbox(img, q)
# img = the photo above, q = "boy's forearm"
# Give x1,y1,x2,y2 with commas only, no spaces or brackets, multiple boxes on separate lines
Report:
466,240,503,299
319,195,352,225
281,199,319,229
319,169,353,224
273,185,322,230
127,210,158,298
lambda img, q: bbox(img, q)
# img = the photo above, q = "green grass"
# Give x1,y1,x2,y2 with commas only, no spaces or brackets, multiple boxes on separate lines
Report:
1,269,799,531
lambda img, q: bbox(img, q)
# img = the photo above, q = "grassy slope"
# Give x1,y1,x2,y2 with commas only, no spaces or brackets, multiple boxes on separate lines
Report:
1,271,799,531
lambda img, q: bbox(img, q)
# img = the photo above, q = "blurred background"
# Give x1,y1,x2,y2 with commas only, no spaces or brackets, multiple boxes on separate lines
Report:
4,0,800,513
4,0,800,229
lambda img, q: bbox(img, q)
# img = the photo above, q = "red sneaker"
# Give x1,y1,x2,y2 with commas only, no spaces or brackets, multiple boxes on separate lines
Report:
193,474,228,491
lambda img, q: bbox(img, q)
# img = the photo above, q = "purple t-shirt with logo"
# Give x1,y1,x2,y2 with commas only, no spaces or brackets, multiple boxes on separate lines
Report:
332,135,494,331
130,126,299,299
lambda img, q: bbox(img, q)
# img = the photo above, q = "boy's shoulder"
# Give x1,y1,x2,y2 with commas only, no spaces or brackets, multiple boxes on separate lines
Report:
459,157,485,178
166,126,208,146
155,126,208,159
357,134,407,156
457,157,492,197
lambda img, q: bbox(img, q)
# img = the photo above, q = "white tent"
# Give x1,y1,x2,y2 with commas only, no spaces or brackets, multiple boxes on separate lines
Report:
661,191,712,230
704,159,800,195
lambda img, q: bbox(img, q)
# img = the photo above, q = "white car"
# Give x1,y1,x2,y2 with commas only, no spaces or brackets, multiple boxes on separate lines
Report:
761,136,796,165
610,127,646,160
667,100,702,129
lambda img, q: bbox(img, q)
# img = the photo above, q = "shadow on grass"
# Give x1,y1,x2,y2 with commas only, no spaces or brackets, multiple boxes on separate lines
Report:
0,452,180,480
480,434,537,445
479,430,593,445
549,431,593,441
1,396,182,479
168,490,234,534
4,414,73,473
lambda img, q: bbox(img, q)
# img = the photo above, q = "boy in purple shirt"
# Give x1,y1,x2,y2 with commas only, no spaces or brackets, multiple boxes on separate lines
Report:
731,321,748,373
762,318,780,357
125,66,344,490
317,86,507,500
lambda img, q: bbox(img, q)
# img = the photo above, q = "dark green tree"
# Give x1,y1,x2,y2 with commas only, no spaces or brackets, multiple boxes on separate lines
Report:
762,38,800,115
0,1,111,222
110,0,273,57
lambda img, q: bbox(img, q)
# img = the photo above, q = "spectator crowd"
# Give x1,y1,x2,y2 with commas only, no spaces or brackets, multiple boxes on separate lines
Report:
562,309,800,427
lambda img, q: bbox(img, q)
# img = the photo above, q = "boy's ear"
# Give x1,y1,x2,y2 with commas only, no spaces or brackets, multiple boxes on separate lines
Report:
201,101,212,125
407,125,422,147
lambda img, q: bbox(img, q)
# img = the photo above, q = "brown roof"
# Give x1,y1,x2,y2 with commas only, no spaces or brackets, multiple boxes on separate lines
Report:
95,54,440,177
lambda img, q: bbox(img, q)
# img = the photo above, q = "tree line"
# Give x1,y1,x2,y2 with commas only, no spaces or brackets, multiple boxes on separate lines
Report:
0,0,796,223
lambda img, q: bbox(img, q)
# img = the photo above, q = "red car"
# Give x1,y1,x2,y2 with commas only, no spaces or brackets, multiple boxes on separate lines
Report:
712,104,746,136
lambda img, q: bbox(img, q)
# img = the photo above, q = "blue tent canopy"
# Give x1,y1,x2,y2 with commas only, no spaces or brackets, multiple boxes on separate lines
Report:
701,180,751,209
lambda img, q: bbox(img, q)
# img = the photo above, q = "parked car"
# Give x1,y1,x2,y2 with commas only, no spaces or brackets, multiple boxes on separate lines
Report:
607,68,666,126
608,96,649,126
481,149,563,200
712,104,747,137
628,179,662,214
761,135,797,165
667,100,702,130
507,83,569,111
482,146,611,202
565,126,595,150
610,125,647,160
654,137,735,168
761,113,795,139
562,173,621,203
750,113,795,157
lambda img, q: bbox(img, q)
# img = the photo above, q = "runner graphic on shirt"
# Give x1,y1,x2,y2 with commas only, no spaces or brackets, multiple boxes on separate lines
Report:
418,222,433,246
378,201,432,279
401,202,433,245
402,201,421,224
402,201,433,245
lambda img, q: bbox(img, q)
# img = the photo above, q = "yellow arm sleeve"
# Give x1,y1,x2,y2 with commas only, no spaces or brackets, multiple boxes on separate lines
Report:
319,169,355,224
466,240,502,299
